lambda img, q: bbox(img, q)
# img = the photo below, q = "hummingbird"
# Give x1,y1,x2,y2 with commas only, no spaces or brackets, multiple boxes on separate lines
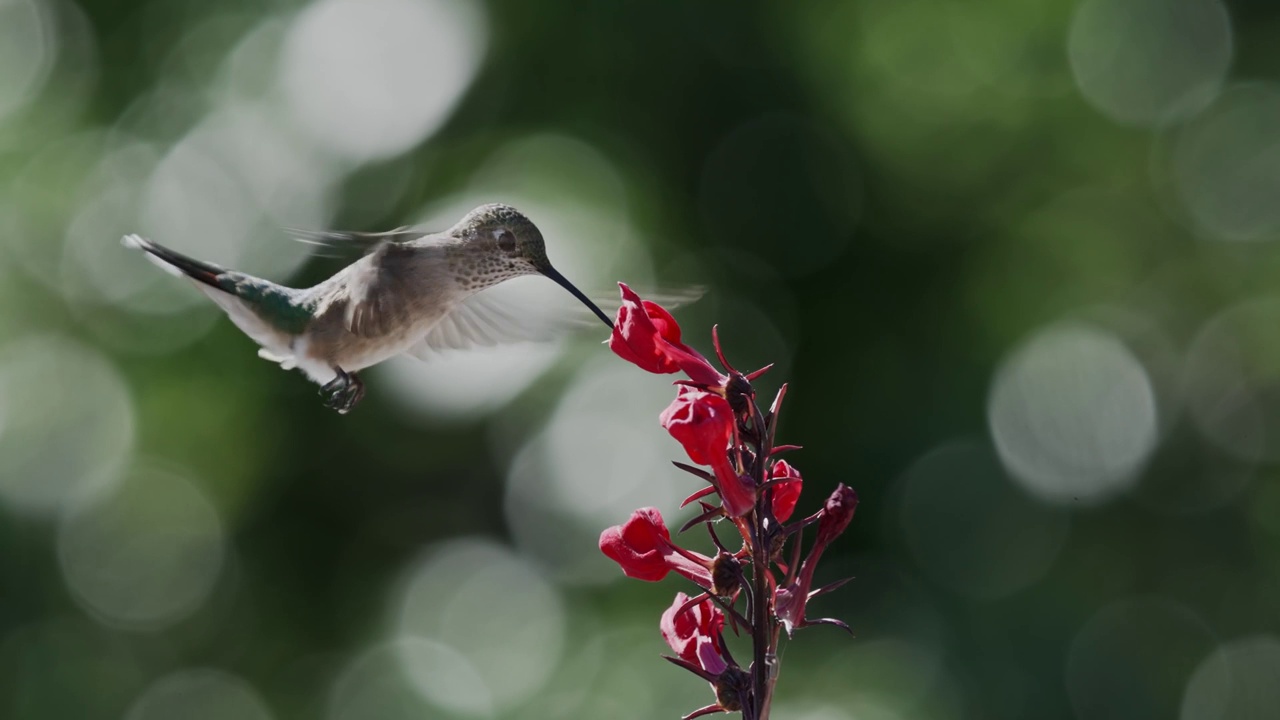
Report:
122,203,618,414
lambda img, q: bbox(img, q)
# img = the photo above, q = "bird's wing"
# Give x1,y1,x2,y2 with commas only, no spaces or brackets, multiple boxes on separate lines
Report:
405,284,707,359
341,242,423,338
284,226,430,258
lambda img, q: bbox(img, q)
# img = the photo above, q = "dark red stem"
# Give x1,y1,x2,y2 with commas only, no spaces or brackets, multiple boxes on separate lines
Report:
745,394,777,719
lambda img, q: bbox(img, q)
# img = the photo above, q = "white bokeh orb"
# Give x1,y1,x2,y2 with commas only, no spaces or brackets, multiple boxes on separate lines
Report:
57,466,225,631
1181,636,1280,720
988,322,1159,504
1173,83,1280,243
0,0,57,122
394,538,565,713
126,669,273,720
0,335,134,516
1182,297,1280,465
504,354,700,584
327,641,440,720
280,0,486,163
1068,0,1231,126
140,135,256,285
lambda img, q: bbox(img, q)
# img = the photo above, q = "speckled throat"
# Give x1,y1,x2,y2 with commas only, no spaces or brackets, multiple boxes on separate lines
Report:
442,242,537,293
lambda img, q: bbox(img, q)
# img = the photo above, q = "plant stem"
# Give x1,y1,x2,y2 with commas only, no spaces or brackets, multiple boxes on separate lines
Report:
745,394,775,719
750,517,772,719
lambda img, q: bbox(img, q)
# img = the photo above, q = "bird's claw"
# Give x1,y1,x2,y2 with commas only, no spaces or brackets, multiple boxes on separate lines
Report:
320,368,365,414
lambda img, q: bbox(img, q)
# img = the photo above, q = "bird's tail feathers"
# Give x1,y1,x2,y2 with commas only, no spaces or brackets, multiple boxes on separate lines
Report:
121,234,227,290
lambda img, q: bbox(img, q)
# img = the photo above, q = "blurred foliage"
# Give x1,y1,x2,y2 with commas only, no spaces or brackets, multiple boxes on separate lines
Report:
4,0,1280,718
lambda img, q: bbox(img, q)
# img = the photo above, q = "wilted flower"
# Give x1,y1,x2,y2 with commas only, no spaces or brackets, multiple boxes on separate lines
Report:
775,484,858,635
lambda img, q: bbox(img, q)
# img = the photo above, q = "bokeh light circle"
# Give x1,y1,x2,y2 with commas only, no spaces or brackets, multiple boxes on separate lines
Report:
139,138,255,312
180,100,334,276
0,0,57,122
504,356,694,583
327,641,439,720
126,669,273,720
1173,83,1280,243
0,335,134,515
61,139,164,308
377,339,563,423
1065,597,1218,720
1068,0,1231,126
1181,636,1280,720
988,322,1158,505
57,466,225,631
3,131,107,290
280,0,485,163
1182,298,1280,465
395,538,564,712
898,442,1069,599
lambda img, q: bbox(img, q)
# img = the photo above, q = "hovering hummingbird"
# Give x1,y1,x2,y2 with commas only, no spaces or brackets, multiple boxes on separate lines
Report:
122,203,620,414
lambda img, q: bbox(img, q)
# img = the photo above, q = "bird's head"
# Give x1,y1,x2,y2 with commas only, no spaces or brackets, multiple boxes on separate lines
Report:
451,203,613,328
452,203,551,274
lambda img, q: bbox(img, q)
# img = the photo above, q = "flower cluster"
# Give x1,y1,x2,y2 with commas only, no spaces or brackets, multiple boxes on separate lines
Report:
599,283,859,720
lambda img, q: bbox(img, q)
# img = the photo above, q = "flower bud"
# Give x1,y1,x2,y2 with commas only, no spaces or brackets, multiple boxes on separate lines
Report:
725,372,753,415
710,552,741,596
768,460,803,522
713,665,750,712
816,483,858,545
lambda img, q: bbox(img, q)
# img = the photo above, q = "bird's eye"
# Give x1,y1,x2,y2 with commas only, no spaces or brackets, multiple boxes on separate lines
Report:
497,230,517,253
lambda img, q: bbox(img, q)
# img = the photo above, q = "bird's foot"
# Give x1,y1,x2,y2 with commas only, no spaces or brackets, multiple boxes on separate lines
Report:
320,368,365,414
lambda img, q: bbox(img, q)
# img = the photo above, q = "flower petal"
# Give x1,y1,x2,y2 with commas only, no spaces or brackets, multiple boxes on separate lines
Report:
768,460,803,521
609,283,683,375
599,507,672,581
608,284,726,386
661,387,734,466
661,592,726,669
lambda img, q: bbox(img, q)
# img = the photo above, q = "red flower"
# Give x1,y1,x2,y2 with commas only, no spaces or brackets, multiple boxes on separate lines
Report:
775,484,858,635
769,460,803,521
660,387,757,517
599,507,714,588
661,387,732,465
609,283,725,386
661,592,727,674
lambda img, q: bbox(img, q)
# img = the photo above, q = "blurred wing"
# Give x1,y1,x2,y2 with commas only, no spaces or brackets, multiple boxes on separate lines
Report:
405,284,707,358
342,242,421,337
284,226,429,258
620,285,707,311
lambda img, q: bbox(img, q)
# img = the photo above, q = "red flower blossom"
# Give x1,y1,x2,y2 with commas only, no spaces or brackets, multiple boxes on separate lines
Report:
661,592,727,674
775,484,858,635
660,387,756,517
661,387,732,465
609,283,725,387
769,460,803,521
599,507,714,588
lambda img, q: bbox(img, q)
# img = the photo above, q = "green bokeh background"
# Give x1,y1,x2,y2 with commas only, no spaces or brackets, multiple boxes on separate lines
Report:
3,0,1280,718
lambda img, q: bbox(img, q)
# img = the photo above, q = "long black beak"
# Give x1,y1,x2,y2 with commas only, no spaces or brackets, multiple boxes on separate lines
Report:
542,265,614,329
